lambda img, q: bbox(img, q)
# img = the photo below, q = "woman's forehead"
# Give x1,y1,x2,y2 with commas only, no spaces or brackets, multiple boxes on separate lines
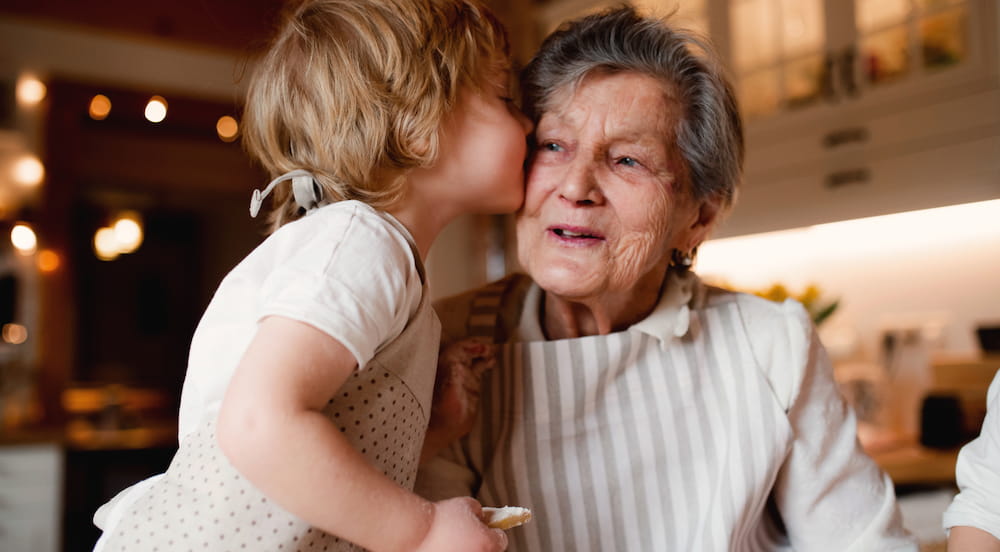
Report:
540,73,678,138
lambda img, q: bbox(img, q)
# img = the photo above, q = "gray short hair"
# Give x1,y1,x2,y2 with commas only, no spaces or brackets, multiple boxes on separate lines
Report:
521,5,743,208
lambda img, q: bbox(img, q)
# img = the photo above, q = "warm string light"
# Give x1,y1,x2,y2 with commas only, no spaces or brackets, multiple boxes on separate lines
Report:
12,155,45,188
89,94,112,120
16,74,46,106
144,95,168,123
216,115,239,142
10,223,37,255
87,93,239,143
2,323,28,345
93,211,145,261
37,249,61,272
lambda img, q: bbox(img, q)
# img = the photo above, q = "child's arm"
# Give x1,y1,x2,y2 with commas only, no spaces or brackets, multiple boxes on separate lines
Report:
217,315,507,552
948,526,1000,551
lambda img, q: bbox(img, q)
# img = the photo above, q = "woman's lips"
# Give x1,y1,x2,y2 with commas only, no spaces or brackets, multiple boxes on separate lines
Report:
547,225,605,244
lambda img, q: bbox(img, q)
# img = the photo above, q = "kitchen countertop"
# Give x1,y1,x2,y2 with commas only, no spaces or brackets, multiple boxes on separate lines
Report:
869,442,961,487
0,420,178,450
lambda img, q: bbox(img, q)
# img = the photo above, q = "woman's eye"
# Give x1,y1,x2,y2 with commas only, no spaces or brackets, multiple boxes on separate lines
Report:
617,156,639,167
540,142,563,152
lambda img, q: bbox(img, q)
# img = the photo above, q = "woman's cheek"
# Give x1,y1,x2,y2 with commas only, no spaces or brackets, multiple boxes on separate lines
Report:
609,233,658,287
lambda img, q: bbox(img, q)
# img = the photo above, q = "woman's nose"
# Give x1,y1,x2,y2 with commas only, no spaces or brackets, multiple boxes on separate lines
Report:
558,157,603,206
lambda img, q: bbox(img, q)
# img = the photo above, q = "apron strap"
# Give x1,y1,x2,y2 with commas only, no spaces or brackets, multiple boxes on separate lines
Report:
466,273,532,343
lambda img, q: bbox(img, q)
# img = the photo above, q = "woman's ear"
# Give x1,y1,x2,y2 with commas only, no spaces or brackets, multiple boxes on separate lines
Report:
682,197,722,251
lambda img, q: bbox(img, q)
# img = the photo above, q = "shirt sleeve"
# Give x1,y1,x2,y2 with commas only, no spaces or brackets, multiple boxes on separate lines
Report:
943,373,1000,539
257,206,421,370
769,301,918,551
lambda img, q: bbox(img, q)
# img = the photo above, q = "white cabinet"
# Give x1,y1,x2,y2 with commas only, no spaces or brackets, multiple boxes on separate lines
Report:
717,0,1000,236
717,83,1000,237
0,443,64,552
530,0,999,237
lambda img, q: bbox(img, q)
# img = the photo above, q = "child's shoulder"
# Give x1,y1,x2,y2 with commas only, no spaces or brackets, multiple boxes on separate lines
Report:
272,200,401,245
251,200,417,279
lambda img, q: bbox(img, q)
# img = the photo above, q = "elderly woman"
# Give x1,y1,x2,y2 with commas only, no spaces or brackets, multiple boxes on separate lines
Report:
418,6,917,551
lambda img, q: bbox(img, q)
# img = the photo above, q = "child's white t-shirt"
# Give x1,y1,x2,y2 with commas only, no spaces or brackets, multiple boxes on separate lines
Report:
177,200,423,441
93,200,433,551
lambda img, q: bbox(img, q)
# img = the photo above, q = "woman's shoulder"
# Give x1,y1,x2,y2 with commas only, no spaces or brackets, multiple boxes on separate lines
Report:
698,283,812,332
696,282,817,410
433,274,533,344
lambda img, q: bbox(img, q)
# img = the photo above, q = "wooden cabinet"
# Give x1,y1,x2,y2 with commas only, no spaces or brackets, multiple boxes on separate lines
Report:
0,443,63,552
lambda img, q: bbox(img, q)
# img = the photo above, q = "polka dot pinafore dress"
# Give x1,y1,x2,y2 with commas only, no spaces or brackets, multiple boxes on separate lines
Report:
100,265,440,552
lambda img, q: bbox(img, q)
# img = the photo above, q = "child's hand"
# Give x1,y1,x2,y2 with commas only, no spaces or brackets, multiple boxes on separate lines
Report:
421,337,496,463
415,497,508,552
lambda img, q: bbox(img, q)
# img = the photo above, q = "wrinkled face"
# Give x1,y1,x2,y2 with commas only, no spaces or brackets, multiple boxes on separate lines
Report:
517,71,703,301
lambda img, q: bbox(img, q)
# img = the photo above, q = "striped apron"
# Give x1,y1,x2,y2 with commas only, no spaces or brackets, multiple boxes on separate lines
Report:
459,275,795,551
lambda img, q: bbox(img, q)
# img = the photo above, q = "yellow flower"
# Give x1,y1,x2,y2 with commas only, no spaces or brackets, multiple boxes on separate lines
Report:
799,284,821,308
763,283,788,302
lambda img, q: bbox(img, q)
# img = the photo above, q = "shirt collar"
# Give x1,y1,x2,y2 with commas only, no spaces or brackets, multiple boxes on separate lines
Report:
632,269,697,350
515,269,698,348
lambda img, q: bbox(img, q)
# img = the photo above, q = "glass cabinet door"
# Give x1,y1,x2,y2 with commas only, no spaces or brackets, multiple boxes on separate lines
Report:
722,0,974,122
729,0,826,119
856,0,968,87
634,0,709,35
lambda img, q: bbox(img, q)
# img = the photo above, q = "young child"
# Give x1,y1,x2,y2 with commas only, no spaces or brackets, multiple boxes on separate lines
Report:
92,0,530,550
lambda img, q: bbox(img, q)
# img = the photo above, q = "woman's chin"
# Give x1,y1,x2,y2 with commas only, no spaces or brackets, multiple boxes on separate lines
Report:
531,263,602,300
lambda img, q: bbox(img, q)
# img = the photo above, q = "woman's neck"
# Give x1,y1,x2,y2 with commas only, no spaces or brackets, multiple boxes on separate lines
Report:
540,272,667,339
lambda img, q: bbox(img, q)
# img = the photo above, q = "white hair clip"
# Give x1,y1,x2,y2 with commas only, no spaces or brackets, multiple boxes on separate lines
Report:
249,169,321,218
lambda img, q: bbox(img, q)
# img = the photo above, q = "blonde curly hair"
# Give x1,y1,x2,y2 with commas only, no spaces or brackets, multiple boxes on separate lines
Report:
241,0,510,231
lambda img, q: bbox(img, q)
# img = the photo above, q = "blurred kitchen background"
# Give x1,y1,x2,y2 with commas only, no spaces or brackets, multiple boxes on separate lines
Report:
0,0,997,550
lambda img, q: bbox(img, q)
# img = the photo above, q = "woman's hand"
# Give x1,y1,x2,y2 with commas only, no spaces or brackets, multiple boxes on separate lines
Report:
421,337,497,463
415,497,508,552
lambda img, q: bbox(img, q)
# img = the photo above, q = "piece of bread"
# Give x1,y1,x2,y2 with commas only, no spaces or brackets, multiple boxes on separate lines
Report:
482,506,532,530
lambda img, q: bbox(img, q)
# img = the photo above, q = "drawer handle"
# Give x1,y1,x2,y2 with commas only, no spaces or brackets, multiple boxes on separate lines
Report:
825,168,870,189
822,127,869,148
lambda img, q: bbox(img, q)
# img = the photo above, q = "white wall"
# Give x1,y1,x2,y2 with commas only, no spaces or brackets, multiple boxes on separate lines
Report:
698,199,1000,360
